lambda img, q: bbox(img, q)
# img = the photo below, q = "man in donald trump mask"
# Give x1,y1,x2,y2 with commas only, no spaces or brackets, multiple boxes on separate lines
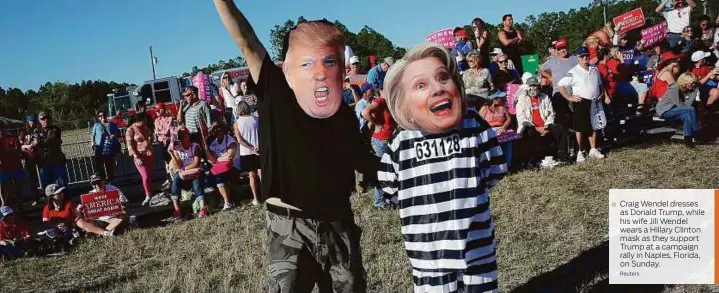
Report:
214,1,378,292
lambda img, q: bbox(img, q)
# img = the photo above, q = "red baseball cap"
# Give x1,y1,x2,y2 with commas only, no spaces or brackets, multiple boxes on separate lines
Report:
554,38,568,50
658,51,681,71
456,29,468,38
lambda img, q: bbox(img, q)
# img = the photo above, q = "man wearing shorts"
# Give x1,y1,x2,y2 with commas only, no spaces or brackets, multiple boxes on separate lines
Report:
558,46,606,163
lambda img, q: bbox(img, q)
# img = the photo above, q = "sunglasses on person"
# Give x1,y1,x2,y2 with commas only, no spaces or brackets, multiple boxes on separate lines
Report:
578,54,590,59
39,117,48,120
183,92,194,98
498,60,508,64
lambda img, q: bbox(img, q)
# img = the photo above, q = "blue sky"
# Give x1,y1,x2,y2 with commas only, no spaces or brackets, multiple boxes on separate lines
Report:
0,0,585,91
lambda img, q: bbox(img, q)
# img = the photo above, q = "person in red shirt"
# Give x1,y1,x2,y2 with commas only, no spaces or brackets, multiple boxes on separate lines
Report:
597,47,615,97
42,184,78,233
0,126,25,208
690,51,719,113
0,206,37,256
649,51,683,103
603,47,650,114
362,90,397,208
516,77,568,167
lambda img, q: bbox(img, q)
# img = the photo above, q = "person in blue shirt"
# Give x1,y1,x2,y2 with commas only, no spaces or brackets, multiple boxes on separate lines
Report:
451,28,473,72
91,110,121,182
342,77,361,107
354,83,376,134
366,57,394,89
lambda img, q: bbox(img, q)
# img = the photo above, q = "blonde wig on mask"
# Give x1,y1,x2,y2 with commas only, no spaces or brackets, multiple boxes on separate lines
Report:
383,42,465,130
282,21,346,76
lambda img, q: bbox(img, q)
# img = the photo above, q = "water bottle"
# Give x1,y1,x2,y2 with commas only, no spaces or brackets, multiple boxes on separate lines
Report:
129,215,137,228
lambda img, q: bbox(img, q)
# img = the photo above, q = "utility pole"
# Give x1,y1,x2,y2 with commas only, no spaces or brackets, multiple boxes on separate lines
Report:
603,0,607,25
150,44,157,80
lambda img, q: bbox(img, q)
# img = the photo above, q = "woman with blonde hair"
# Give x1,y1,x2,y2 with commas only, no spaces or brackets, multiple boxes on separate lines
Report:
377,42,506,292
462,52,494,109
656,72,701,147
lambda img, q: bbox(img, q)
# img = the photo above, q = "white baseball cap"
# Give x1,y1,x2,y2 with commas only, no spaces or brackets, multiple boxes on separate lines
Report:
691,51,711,62
349,56,360,65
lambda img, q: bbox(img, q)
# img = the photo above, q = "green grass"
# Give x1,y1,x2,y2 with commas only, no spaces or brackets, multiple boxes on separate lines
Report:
1,142,718,292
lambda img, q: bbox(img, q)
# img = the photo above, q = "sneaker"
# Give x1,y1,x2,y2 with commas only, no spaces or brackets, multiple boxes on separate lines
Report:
251,199,260,206
222,202,234,211
161,180,171,191
103,229,116,237
588,148,605,159
172,209,183,220
576,151,586,163
141,197,151,206
198,207,208,218
374,202,388,209
540,157,560,169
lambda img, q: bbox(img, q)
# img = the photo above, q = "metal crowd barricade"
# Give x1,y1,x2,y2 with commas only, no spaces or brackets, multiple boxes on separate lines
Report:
32,135,168,191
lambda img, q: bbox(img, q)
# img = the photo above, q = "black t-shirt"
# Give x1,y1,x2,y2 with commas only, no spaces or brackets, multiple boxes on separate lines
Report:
35,125,65,166
255,57,378,220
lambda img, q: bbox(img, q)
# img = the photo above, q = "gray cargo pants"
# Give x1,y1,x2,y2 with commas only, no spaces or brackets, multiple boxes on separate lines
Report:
265,209,367,293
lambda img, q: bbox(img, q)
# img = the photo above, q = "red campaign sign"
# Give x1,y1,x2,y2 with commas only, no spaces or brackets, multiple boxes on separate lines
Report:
227,69,250,82
348,74,367,87
426,28,456,50
81,190,124,219
613,8,646,35
641,21,668,48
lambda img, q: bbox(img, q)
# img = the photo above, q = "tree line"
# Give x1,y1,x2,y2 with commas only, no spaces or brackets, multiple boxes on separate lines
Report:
3,0,717,129
0,81,132,129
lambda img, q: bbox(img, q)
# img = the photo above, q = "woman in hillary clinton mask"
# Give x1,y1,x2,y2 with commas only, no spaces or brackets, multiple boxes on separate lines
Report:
377,42,507,293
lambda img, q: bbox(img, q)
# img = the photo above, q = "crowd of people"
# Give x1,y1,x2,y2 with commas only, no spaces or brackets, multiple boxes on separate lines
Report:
0,72,263,259
1,0,718,290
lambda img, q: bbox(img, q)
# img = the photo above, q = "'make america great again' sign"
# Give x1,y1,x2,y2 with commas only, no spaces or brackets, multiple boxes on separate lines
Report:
81,190,124,219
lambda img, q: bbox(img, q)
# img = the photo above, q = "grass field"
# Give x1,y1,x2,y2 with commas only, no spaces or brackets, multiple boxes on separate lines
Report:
1,142,718,293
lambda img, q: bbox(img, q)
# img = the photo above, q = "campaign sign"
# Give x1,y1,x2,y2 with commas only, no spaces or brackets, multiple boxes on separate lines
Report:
81,190,123,219
348,74,368,87
521,54,540,74
496,129,521,143
505,83,521,115
427,28,456,49
226,69,250,83
613,8,646,35
192,73,213,102
641,21,668,48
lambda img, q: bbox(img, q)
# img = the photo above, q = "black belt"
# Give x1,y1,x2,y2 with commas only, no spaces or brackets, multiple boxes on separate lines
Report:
266,203,313,219
265,203,353,221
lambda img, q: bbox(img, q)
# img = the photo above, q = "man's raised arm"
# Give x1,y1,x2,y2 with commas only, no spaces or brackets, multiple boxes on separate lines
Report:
213,0,266,84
